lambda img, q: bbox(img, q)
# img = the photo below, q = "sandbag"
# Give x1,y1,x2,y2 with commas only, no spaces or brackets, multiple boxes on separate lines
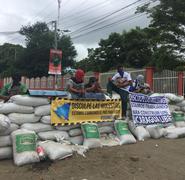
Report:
38,141,73,161
100,134,119,147
10,95,50,107
97,121,114,127
55,124,80,131
21,123,54,133
81,123,102,149
0,147,13,160
163,127,185,139
128,121,150,141
0,135,12,147
8,113,41,125
114,120,136,145
176,100,185,107
69,128,82,137
69,136,84,145
164,93,184,103
34,105,51,116
180,107,185,112
11,129,39,166
0,123,19,136
0,103,34,114
99,126,114,134
146,125,164,139
168,105,181,112
40,116,51,124
0,114,10,132
172,112,185,127
38,131,69,141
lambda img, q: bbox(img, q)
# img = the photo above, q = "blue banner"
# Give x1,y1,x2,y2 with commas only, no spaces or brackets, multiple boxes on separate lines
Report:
129,93,172,126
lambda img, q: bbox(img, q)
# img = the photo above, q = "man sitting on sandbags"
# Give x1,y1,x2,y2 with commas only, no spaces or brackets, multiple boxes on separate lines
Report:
0,72,28,101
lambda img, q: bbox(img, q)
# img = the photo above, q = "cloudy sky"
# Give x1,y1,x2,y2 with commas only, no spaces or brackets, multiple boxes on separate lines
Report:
0,0,151,61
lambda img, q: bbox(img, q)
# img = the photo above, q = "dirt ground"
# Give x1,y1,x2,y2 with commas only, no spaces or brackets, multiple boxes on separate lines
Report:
0,138,185,180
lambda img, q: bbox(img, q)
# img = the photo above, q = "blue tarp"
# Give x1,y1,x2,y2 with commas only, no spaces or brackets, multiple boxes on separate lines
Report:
29,90,68,97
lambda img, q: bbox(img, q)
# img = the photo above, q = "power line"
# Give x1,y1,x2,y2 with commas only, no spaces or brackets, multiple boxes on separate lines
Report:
69,0,149,36
69,0,145,36
71,13,146,40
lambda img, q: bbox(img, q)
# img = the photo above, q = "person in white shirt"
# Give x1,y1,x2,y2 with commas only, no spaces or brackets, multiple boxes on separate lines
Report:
107,65,132,118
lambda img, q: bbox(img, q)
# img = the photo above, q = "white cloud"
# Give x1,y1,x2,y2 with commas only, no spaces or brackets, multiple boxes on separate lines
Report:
0,0,151,60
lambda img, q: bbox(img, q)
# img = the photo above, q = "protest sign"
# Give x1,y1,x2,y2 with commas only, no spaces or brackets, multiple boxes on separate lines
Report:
129,93,172,126
51,98,121,125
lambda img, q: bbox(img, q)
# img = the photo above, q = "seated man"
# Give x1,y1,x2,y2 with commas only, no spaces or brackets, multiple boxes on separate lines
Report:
0,73,28,101
107,65,132,117
132,74,151,94
85,77,105,100
66,69,85,99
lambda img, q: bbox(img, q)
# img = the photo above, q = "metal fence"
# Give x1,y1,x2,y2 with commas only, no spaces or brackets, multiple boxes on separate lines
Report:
3,69,183,95
153,70,178,95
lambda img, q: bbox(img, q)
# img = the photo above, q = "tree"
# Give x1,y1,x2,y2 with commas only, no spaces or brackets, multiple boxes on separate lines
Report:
18,22,77,77
57,35,77,68
0,43,24,77
122,27,152,68
137,0,185,70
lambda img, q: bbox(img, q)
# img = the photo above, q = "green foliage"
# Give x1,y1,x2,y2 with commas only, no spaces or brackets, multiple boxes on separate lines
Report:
137,0,185,70
17,22,77,77
0,43,24,77
76,28,152,71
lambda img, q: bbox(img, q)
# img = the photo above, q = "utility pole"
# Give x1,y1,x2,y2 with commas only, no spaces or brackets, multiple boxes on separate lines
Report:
57,0,61,27
52,20,57,50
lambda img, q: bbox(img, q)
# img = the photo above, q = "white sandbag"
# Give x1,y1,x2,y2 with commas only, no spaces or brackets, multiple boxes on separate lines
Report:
21,123,54,133
164,93,184,103
81,123,102,149
69,136,84,145
114,120,136,145
97,121,114,127
38,141,73,160
176,100,185,107
163,127,185,139
111,93,120,99
150,93,164,97
11,129,39,166
8,113,41,125
168,105,181,112
128,121,150,141
69,128,82,137
105,94,111,100
100,133,120,147
0,123,19,136
180,107,185,112
0,135,12,147
55,124,80,131
0,103,34,114
146,125,164,139
10,95,50,107
40,116,51,124
0,147,13,160
0,114,10,132
38,131,69,141
34,105,51,116
99,126,114,134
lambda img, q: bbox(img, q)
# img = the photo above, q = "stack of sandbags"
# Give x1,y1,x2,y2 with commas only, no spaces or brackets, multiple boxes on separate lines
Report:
0,114,14,160
0,95,51,162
